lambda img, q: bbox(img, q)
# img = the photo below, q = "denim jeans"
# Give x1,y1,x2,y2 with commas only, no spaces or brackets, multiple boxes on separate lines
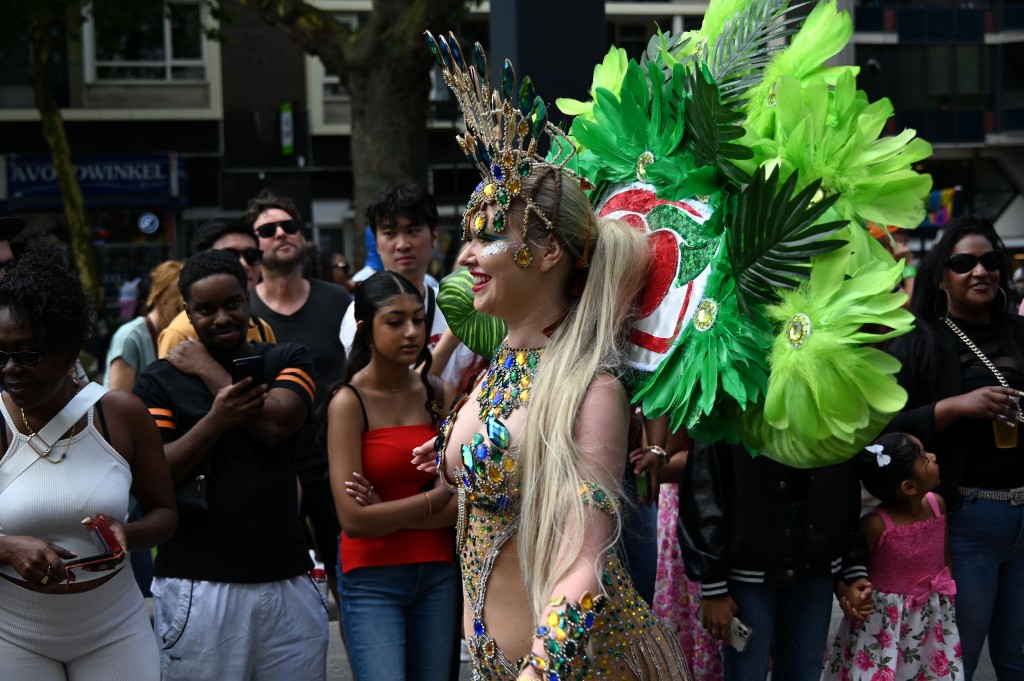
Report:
949,493,1024,680
339,561,460,681
620,479,658,605
723,577,835,681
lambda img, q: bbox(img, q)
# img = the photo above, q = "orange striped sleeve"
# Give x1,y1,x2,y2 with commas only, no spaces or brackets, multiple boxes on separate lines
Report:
276,374,315,402
149,408,173,417
149,407,176,430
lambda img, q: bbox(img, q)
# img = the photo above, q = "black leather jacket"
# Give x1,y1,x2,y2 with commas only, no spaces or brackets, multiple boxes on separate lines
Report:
678,440,868,598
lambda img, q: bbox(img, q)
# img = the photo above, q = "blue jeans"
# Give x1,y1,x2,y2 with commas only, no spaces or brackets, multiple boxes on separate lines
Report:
620,480,658,605
339,561,460,681
949,493,1024,680
723,577,834,681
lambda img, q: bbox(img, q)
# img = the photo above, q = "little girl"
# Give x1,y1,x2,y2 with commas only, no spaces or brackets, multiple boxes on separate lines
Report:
821,432,963,681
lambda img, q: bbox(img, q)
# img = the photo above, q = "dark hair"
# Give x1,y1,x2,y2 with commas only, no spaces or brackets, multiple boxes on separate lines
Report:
366,184,438,234
0,240,92,355
856,432,921,505
191,218,255,253
897,216,1023,373
179,250,248,303
339,271,438,426
242,188,302,227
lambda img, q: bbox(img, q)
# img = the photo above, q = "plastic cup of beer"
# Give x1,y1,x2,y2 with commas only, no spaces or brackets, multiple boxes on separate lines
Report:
994,397,1021,449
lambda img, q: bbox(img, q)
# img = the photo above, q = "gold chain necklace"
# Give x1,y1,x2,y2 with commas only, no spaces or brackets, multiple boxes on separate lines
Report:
20,386,81,464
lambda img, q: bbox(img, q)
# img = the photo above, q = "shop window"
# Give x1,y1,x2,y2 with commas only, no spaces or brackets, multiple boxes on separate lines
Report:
87,0,205,82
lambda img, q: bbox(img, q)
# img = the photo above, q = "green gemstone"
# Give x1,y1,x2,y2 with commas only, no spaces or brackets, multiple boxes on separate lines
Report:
493,211,505,232
544,639,561,656
519,160,530,177
498,188,510,208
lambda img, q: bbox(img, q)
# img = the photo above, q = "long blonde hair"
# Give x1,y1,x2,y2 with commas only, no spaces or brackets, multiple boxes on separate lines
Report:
514,168,649,617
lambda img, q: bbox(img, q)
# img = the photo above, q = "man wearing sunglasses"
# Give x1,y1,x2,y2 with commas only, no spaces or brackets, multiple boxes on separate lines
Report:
157,218,278,357
245,189,352,618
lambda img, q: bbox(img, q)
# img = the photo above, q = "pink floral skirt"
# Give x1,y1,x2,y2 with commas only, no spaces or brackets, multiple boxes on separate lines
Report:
654,483,723,681
821,590,963,681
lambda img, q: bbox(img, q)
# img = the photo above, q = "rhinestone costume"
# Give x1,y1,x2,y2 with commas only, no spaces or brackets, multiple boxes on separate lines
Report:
436,392,691,680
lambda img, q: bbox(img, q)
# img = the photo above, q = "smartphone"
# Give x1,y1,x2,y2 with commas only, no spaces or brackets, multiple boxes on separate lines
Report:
63,516,126,569
697,603,753,652
231,355,265,387
635,468,651,499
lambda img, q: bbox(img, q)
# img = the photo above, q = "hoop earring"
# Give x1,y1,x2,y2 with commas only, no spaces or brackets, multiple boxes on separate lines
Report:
934,289,950,319
995,286,1009,314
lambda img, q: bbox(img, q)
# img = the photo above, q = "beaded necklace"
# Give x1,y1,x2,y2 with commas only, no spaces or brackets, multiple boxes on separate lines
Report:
476,343,542,421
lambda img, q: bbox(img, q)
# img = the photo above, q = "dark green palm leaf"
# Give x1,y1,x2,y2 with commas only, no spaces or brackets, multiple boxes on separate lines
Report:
727,167,847,307
683,63,753,183
437,269,507,359
707,0,810,105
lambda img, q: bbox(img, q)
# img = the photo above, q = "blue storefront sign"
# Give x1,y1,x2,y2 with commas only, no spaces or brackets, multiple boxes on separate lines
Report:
4,153,186,209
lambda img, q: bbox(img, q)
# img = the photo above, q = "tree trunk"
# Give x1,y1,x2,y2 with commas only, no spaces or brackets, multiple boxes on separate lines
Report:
28,9,106,310
230,0,466,223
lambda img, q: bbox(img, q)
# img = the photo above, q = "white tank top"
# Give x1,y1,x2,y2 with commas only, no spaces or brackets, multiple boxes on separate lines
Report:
0,393,132,582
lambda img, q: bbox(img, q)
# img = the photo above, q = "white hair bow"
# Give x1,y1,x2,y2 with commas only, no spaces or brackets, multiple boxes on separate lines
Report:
866,444,890,467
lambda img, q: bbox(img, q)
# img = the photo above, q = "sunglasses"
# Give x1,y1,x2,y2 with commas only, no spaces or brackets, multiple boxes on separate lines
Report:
946,251,1002,275
220,246,264,267
0,350,43,367
254,219,301,239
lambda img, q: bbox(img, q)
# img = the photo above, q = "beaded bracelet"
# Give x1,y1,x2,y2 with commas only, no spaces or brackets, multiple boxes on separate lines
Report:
522,591,607,680
643,444,670,467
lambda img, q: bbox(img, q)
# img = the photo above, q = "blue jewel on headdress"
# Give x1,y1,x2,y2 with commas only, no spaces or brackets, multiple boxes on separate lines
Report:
492,165,504,181
448,33,465,70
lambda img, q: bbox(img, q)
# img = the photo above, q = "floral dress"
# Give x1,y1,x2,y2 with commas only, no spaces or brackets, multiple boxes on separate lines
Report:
821,493,963,681
653,483,723,681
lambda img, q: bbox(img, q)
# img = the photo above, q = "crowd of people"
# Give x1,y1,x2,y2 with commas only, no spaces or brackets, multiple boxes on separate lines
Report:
0,19,1022,681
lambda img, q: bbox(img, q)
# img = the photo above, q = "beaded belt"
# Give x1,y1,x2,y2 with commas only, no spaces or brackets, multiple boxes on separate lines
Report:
958,485,1024,506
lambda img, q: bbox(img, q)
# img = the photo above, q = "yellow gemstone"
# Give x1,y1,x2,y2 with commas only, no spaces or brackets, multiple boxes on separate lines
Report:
515,245,532,268
483,639,495,656
474,213,485,232
502,151,513,166
554,627,567,641
547,611,559,627
503,457,516,472
483,183,496,198
488,467,502,482
516,351,526,366
520,389,529,402
520,375,530,389
509,177,521,194
581,592,594,609
693,298,718,332
786,313,812,349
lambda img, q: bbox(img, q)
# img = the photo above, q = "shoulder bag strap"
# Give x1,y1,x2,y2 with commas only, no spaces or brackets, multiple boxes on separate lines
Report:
28,383,108,455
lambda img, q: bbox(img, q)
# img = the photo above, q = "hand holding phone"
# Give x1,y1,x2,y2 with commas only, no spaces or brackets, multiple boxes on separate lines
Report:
698,602,753,652
231,355,266,388
63,516,126,572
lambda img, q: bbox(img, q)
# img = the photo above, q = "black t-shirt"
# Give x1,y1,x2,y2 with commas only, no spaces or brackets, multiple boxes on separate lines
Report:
250,279,352,471
949,317,1024,489
134,342,316,583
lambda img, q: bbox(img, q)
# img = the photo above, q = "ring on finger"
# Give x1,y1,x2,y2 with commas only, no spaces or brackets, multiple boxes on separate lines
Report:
40,574,50,585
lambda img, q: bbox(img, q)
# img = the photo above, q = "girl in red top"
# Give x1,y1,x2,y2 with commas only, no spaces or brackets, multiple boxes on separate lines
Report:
326,271,458,681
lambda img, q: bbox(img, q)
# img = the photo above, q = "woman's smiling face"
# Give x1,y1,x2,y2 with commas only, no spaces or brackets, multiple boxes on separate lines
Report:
941,233,1001,321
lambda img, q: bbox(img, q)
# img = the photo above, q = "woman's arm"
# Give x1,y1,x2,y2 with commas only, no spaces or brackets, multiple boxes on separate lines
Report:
106,391,178,551
520,375,629,678
106,358,138,393
327,389,452,538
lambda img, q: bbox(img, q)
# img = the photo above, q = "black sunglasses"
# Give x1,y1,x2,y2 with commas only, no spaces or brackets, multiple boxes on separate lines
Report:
254,219,301,239
946,251,1002,275
219,246,264,267
0,350,43,367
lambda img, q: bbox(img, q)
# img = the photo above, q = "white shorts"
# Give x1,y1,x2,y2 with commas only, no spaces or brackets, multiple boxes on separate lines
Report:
152,574,329,681
0,565,159,681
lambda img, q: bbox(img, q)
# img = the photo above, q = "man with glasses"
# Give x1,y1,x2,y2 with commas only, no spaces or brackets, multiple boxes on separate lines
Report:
245,189,352,617
158,218,277,357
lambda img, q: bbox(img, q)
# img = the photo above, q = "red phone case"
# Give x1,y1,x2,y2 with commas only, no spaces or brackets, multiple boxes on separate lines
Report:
64,516,126,568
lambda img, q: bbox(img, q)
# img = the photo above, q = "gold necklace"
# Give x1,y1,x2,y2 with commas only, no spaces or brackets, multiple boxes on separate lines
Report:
21,386,81,464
